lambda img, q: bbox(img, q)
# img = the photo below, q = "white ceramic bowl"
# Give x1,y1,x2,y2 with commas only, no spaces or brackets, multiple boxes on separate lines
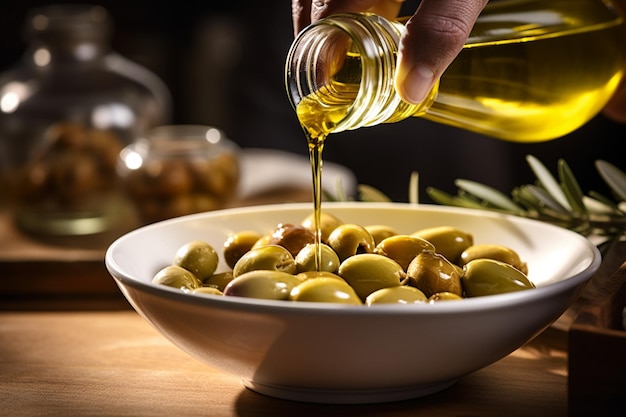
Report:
105,202,600,404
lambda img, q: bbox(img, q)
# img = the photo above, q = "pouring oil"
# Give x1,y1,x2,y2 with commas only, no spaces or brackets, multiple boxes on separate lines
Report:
287,0,624,269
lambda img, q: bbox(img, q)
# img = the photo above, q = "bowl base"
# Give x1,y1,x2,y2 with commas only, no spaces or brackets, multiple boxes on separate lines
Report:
242,379,458,404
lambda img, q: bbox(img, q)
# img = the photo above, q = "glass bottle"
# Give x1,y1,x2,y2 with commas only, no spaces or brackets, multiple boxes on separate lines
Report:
0,4,171,236
285,0,624,143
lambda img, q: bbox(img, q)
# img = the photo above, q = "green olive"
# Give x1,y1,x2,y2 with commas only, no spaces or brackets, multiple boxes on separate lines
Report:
406,251,463,298
192,287,224,296
462,258,535,297
223,270,303,300
428,292,464,303
152,265,202,291
327,223,375,262
266,223,316,257
223,230,263,269
295,271,346,281
289,277,362,304
365,286,428,305
412,226,474,265
374,234,435,270
295,243,340,273
365,225,398,246
232,244,296,277
337,253,407,301
460,244,528,274
301,211,344,242
173,240,219,281
203,271,235,291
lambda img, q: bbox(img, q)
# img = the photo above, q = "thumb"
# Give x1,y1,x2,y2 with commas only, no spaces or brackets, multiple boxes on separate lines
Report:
395,0,487,104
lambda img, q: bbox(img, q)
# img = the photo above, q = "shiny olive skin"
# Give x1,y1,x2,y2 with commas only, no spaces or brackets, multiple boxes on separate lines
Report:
365,285,428,305
266,223,316,257
232,244,296,277
223,270,303,300
338,253,407,301
204,271,235,291
295,271,346,281
412,226,474,265
374,235,436,270
327,223,376,262
460,244,528,275
406,251,463,298
462,258,535,297
295,243,341,273
152,265,202,291
223,230,263,269
365,225,398,246
192,286,224,296
429,292,464,302
301,211,344,242
289,277,362,304
173,240,219,281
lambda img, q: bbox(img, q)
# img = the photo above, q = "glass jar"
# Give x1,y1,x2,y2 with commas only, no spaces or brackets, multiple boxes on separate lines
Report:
285,0,624,143
0,4,171,235
117,125,240,225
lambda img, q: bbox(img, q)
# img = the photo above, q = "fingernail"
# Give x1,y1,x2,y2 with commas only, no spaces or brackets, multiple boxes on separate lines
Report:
396,64,435,104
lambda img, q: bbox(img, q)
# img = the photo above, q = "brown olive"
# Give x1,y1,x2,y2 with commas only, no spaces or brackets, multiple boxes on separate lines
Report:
337,253,407,301
460,244,528,275
173,240,219,281
462,258,535,297
327,223,375,262
232,244,296,277
294,243,340,273
406,251,463,298
152,265,202,291
365,286,428,305
223,270,303,300
289,277,361,304
223,230,263,269
266,223,316,257
374,234,435,270
412,226,473,265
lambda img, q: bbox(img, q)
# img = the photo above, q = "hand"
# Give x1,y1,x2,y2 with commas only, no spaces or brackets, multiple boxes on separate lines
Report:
291,0,488,105
292,0,626,124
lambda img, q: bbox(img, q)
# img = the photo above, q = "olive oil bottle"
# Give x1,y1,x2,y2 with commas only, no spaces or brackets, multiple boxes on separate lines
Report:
285,0,624,269
286,0,624,143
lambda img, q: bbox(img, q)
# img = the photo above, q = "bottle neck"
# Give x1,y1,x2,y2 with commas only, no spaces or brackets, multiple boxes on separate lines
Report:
286,13,429,135
24,4,113,66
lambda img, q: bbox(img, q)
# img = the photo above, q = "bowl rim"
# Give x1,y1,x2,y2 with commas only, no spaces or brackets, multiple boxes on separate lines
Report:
105,202,601,316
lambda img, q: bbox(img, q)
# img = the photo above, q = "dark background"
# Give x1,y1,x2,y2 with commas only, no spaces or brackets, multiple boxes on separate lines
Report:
1,0,624,203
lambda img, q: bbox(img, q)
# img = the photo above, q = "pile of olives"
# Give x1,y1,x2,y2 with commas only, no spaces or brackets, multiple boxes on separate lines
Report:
152,211,535,305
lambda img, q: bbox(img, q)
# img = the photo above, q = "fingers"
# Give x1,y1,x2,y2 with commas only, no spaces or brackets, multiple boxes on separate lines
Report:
292,0,403,35
395,0,488,104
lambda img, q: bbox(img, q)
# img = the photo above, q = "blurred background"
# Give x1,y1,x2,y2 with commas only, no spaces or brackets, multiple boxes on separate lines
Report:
1,0,624,203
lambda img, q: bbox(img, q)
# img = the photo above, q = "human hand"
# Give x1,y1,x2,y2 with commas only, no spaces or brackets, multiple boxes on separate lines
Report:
291,0,488,105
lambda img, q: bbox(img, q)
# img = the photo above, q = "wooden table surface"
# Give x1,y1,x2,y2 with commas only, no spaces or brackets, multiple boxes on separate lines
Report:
1,199,625,417
0,310,569,417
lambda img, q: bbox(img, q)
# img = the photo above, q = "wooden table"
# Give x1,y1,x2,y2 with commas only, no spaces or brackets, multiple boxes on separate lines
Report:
0,310,569,417
1,202,625,416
